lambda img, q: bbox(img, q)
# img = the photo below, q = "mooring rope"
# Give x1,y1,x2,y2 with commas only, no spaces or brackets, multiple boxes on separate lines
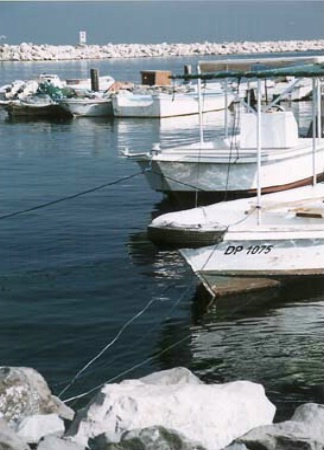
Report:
60,280,196,403
0,170,145,221
58,293,162,399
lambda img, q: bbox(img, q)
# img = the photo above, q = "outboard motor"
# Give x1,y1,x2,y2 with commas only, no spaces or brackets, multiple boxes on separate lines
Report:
183,65,192,84
244,88,257,111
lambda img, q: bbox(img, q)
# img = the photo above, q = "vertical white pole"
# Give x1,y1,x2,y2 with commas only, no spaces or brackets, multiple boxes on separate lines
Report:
257,78,262,225
317,77,322,144
224,78,229,139
312,78,317,186
195,65,203,208
197,65,204,145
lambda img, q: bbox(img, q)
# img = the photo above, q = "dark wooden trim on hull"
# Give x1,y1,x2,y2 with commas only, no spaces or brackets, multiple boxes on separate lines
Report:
165,172,324,208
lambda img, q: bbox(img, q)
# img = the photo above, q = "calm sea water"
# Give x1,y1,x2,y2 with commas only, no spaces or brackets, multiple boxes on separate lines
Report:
0,54,324,422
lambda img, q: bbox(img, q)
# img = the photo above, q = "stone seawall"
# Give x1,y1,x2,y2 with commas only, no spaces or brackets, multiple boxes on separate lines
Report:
1,39,324,61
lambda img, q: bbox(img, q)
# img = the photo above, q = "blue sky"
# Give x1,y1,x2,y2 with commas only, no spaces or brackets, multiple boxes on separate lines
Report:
0,1,323,46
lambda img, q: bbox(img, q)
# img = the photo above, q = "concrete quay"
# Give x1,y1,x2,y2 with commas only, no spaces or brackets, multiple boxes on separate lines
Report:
0,39,324,61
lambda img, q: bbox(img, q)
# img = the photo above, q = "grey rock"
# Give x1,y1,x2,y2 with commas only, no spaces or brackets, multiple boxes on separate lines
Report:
0,367,75,426
50,396,75,422
223,444,249,450
37,435,87,450
89,425,206,450
229,403,324,450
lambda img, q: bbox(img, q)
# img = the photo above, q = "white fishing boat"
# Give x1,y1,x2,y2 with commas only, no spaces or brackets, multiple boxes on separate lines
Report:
177,59,324,296
180,188,324,296
112,81,235,118
123,56,324,203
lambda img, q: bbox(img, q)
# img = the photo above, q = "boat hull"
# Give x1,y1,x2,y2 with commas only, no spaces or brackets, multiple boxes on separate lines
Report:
135,141,324,197
112,91,234,118
148,183,324,246
181,234,324,296
59,98,113,117
4,101,70,118
147,224,226,247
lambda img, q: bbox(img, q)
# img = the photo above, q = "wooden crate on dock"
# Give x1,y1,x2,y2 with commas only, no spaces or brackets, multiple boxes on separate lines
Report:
140,70,172,86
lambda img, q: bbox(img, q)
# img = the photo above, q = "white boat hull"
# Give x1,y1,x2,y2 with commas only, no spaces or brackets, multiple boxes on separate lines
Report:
134,139,324,194
112,90,234,118
179,183,324,295
59,98,113,117
127,111,324,196
181,234,324,296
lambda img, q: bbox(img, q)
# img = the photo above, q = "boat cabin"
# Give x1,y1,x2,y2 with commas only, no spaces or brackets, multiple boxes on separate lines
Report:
140,70,172,86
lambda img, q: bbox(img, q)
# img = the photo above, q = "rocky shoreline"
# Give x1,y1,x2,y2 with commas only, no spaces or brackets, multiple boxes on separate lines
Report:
1,39,324,62
1,366,323,450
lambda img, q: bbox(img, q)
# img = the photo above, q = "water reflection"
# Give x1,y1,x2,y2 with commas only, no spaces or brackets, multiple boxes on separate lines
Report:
126,219,324,424
190,280,324,422
115,109,227,153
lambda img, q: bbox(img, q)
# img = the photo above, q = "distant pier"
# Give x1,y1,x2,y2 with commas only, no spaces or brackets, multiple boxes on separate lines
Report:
0,39,324,61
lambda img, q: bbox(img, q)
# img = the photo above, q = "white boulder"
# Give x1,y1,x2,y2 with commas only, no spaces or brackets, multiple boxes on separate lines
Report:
16,413,65,444
0,418,31,450
67,367,275,449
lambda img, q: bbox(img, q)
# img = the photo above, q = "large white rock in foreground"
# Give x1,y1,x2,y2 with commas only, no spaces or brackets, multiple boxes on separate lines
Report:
67,367,276,450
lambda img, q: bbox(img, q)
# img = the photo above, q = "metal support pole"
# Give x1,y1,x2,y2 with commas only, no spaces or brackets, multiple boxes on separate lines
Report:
197,65,204,145
224,79,229,139
312,78,317,186
257,78,262,225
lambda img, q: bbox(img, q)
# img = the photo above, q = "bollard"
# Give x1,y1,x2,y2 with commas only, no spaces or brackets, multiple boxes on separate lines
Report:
90,68,99,91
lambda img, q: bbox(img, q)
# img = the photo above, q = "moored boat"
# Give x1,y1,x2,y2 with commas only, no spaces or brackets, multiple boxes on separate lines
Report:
0,71,115,118
123,56,324,204
58,93,113,117
3,95,70,118
112,81,235,118
175,57,324,296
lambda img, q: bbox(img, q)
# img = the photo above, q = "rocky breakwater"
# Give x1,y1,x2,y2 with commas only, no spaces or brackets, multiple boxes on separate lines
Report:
1,39,324,61
0,365,324,450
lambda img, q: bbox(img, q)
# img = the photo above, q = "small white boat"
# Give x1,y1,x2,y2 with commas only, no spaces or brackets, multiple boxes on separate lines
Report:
176,58,324,296
58,93,113,117
123,56,324,202
148,183,324,247
180,186,324,296
112,81,235,118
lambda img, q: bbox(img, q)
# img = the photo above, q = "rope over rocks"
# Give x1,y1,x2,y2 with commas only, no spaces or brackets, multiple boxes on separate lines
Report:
0,40,324,61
